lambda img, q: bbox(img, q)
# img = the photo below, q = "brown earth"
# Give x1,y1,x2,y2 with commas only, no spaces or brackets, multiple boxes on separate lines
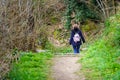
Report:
52,56,85,80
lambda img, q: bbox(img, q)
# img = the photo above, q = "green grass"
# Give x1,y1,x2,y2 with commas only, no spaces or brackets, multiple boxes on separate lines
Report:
8,51,53,80
80,14,120,80
51,44,86,55
53,46,73,54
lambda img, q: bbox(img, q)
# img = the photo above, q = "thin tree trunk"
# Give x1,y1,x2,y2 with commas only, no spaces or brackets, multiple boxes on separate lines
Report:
96,0,106,20
104,0,109,18
112,0,116,14
18,0,22,13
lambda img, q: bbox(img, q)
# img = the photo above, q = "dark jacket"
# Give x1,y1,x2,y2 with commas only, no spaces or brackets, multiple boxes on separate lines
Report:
69,29,85,46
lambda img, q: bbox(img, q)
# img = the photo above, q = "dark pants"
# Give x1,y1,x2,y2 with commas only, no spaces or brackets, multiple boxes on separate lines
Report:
72,45,80,54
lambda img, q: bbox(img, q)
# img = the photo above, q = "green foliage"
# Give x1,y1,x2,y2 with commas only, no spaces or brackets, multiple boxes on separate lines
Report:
74,1,99,22
64,0,99,29
82,20,97,32
44,41,55,52
80,14,120,80
115,26,120,46
53,30,60,39
37,25,50,49
53,46,72,54
8,51,53,80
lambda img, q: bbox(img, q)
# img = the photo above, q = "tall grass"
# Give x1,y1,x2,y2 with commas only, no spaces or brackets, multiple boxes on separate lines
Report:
7,51,53,80
80,14,120,80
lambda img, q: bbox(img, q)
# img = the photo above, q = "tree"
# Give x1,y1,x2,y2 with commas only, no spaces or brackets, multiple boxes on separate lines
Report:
64,0,119,29
0,0,45,78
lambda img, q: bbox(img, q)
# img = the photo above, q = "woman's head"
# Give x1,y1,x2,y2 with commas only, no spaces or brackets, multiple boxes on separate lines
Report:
73,23,79,28
71,20,80,29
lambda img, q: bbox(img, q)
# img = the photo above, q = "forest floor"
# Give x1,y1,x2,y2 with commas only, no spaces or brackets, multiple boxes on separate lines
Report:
52,55,85,80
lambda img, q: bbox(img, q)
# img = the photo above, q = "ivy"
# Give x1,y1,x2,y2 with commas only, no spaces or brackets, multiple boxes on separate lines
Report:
64,0,99,29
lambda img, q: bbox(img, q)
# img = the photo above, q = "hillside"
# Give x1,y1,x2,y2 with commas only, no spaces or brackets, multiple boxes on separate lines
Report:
80,13,120,80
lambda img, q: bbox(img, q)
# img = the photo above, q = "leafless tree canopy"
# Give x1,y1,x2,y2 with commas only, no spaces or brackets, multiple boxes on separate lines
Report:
0,0,63,79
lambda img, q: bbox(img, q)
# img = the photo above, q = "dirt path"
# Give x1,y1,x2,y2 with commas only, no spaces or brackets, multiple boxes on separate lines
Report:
52,56,85,80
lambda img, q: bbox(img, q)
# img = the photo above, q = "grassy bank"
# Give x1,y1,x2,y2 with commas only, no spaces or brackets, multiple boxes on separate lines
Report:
80,14,120,80
8,51,53,80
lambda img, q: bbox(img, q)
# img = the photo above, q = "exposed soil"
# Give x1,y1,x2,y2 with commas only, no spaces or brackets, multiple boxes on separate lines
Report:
52,56,85,80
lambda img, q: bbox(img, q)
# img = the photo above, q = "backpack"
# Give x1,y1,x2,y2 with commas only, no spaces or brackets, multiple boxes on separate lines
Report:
73,33,80,43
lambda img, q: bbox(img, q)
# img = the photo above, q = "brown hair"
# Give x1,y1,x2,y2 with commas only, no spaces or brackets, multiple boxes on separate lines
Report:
71,20,80,25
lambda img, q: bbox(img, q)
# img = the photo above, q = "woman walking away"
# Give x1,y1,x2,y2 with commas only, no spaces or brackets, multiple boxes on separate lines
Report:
69,22,85,54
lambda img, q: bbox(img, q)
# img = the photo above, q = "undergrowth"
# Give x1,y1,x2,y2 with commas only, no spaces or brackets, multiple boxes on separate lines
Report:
7,51,53,80
80,14,120,80
53,46,73,54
